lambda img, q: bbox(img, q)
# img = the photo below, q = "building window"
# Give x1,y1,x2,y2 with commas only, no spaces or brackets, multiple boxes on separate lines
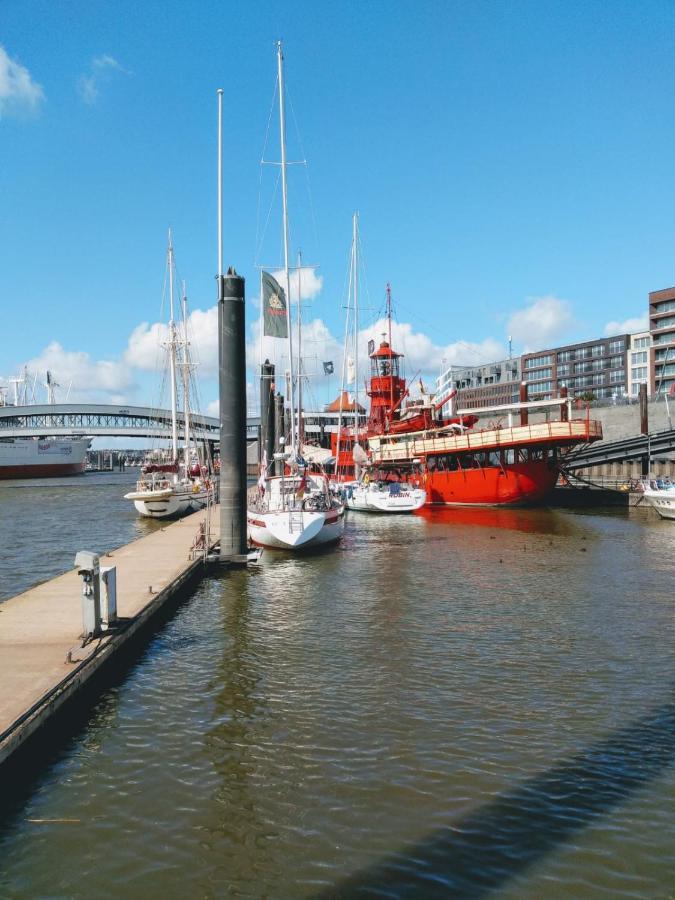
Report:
653,331,675,345
633,336,651,349
608,355,624,368
608,339,625,354
653,299,675,314
524,368,552,381
631,366,648,381
631,351,648,365
557,350,574,363
524,354,553,369
557,363,570,376
609,370,625,383
591,344,605,358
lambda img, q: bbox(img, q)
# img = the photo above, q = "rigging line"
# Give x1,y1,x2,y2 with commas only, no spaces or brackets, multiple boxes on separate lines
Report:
287,88,321,269
255,75,280,267
255,167,282,267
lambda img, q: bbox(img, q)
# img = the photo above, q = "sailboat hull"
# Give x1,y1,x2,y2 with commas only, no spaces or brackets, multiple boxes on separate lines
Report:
247,507,345,549
125,485,211,519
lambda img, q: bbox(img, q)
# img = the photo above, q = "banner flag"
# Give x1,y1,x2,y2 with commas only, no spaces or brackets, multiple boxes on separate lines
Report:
262,271,288,338
323,361,334,375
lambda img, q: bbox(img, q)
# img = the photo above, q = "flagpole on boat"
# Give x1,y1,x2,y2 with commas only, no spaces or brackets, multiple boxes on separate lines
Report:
277,39,296,455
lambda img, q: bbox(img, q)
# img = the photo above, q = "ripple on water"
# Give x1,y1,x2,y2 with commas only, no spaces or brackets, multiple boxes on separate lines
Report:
0,501,673,897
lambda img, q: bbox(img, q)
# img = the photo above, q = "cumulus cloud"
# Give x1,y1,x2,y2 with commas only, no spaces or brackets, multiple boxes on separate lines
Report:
0,45,44,119
125,305,220,376
78,54,130,105
23,341,135,402
604,314,648,336
506,295,575,352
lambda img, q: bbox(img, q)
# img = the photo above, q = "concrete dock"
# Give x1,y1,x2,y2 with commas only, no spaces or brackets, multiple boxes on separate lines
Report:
0,507,213,771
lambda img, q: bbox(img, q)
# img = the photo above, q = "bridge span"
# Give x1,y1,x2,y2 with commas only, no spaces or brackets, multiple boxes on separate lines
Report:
0,404,260,441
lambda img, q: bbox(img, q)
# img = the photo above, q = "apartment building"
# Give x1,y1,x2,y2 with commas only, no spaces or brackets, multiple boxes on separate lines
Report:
649,287,675,396
522,334,629,400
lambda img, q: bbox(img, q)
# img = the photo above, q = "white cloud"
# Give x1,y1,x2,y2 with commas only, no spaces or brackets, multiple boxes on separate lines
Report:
270,266,323,303
0,45,44,119
23,341,135,402
604,314,648,336
506,295,575,352
124,305,220,376
78,54,129,105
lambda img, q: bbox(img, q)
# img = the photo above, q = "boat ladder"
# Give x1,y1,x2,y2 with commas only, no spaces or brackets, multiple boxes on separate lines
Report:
288,509,304,534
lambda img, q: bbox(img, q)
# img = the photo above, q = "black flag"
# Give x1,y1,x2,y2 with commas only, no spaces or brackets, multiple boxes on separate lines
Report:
367,339,375,355
262,271,288,338
323,361,334,375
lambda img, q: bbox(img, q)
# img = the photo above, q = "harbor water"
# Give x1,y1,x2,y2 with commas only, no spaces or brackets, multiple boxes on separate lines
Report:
0,472,673,897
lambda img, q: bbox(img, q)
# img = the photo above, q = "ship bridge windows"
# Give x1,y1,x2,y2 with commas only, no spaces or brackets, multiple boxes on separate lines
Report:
372,356,399,377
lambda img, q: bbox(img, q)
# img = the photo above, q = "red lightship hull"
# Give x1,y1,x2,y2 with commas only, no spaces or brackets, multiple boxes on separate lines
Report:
424,460,559,507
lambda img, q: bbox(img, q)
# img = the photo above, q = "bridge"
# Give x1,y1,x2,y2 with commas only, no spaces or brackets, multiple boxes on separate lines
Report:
0,404,260,442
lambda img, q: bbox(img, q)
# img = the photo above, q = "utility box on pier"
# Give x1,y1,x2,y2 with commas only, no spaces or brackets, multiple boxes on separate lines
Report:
74,550,101,640
100,566,117,629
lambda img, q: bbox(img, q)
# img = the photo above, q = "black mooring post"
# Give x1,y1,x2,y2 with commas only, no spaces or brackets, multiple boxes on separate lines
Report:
274,392,284,475
219,267,248,562
639,382,649,477
260,359,275,465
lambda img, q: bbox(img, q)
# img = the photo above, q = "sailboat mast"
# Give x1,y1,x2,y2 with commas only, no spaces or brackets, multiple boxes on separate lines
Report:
277,40,296,453
167,230,179,463
297,250,303,448
353,212,359,440
181,281,192,469
386,282,394,417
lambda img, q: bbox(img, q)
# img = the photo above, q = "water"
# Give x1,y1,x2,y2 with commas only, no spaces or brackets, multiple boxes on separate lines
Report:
0,473,673,897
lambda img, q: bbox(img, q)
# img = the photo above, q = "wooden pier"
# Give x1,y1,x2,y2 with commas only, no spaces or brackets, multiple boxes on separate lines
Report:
0,508,214,771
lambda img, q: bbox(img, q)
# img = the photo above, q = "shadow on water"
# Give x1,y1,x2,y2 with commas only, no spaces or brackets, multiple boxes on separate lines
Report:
319,691,675,899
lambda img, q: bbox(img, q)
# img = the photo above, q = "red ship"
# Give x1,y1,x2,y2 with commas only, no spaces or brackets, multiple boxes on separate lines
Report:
332,291,603,507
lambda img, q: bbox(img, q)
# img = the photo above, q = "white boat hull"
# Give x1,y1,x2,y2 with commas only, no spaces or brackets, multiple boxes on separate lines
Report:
345,484,426,513
0,437,90,479
247,507,345,549
642,488,675,520
125,485,211,519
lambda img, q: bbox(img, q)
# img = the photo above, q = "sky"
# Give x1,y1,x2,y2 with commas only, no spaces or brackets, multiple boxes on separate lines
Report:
2,0,675,424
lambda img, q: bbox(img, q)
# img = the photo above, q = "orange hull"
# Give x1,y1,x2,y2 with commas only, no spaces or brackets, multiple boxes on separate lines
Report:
424,460,559,506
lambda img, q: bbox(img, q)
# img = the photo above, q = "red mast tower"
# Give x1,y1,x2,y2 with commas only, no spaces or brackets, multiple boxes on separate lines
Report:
367,284,405,433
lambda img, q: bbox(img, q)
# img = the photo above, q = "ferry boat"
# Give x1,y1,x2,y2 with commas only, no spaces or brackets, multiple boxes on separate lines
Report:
0,436,91,479
333,295,603,507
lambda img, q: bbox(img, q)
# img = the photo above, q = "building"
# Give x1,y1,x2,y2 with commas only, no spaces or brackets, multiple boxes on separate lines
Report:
436,357,521,411
522,334,629,401
649,287,675,396
627,331,651,398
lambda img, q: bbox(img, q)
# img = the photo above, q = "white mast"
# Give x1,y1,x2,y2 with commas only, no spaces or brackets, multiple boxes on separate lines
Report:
277,40,296,453
352,212,360,441
297,250,303,448
181,280,192,470
167,229,179,464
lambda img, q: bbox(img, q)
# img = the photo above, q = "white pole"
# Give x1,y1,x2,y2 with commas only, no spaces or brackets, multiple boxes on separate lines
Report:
277,40,296,454
181,281,192,469
167,229,179,465
353,212,359,440
297,250,303,448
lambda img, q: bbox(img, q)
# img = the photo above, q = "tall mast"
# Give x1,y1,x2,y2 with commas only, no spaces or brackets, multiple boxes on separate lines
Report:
167,229,179,463
181,280,192,469
297,250,303,448
386,282,394,416
277,40,296,453
353,212,359,440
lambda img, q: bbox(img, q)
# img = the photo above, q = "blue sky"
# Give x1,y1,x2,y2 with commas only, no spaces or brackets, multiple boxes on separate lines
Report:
2,0,675,418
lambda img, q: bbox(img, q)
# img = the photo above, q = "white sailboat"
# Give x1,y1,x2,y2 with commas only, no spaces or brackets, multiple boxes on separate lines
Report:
125,232,216,519
247,41,345,550
336,215,426,513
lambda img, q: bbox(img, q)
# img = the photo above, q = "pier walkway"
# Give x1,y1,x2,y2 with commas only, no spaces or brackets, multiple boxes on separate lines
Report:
0,508,212,769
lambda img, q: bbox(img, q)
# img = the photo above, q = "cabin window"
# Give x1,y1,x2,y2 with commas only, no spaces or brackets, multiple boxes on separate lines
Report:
486,451,500,467
502,449,515,465
528,448,545,461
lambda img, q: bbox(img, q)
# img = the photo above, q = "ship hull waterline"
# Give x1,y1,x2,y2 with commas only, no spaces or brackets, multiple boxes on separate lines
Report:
422,460,559,507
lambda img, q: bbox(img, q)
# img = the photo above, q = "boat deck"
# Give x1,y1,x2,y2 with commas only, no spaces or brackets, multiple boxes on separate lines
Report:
0,507,214,768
